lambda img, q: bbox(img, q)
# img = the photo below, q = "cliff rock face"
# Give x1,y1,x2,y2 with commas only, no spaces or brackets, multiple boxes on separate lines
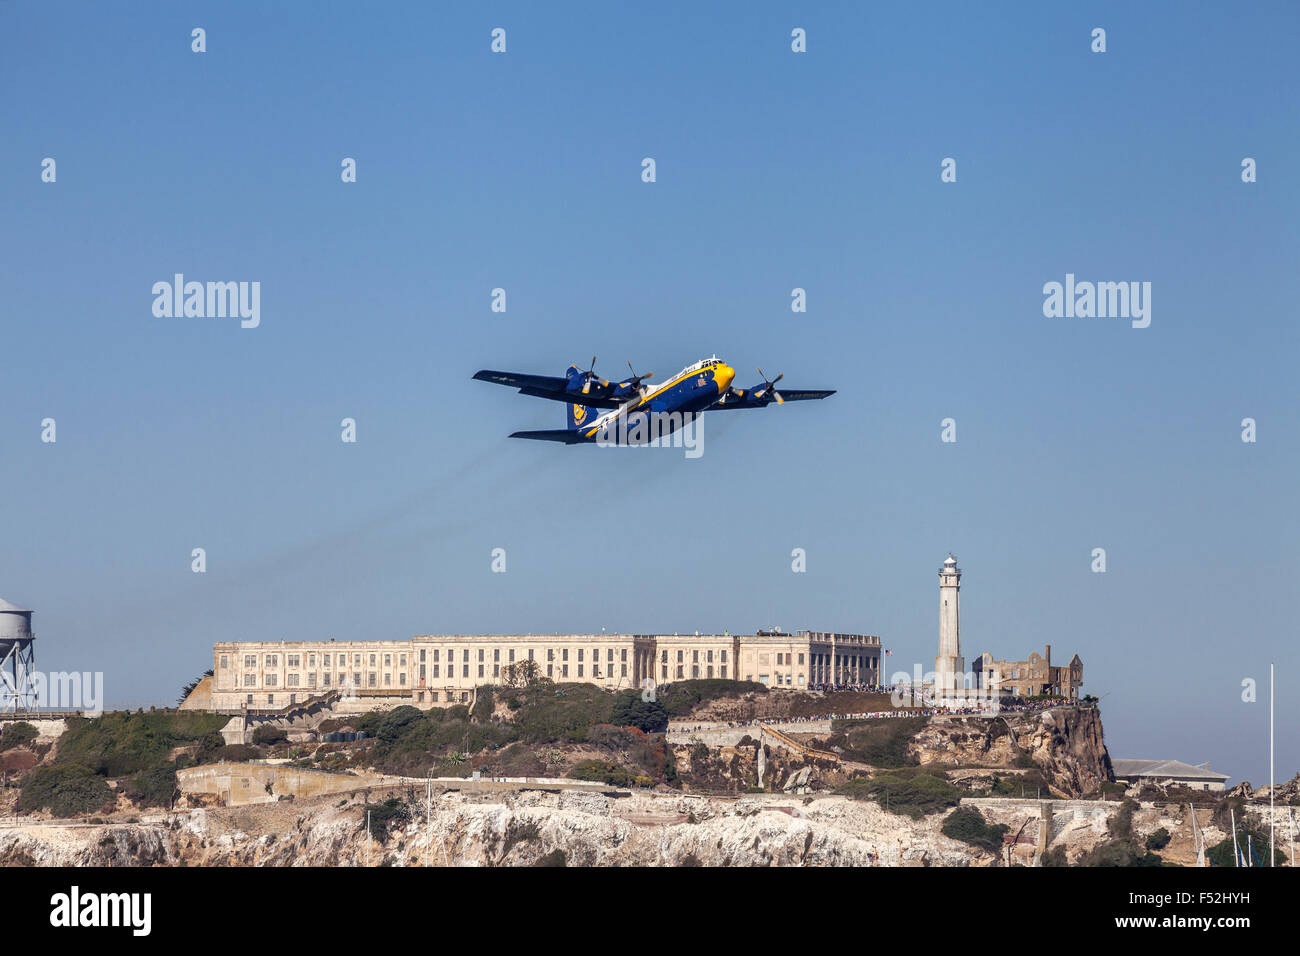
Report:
0,792,994,868
909,707,1112,797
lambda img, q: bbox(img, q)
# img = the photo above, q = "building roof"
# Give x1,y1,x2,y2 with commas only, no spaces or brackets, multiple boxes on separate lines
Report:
1112,759,1229,781
0,597,31,613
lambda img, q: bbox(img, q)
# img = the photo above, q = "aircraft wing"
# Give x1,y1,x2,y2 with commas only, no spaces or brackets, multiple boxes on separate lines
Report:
472,370,624,409
706,388,836,410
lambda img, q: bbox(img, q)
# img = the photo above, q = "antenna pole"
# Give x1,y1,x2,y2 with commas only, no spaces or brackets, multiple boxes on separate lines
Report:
1270,662,1275,866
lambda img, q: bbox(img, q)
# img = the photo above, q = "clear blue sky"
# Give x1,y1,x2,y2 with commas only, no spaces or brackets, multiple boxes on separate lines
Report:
2,3,1296,785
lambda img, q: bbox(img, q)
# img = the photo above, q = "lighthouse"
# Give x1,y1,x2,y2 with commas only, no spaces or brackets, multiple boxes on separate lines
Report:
934,554,964,697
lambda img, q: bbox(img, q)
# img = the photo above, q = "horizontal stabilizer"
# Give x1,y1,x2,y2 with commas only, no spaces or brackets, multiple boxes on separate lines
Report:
509,429,588,444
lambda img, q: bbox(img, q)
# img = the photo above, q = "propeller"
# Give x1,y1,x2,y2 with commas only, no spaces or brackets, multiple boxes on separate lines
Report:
580,356,602,395
623,360,654,393
754,367,785,404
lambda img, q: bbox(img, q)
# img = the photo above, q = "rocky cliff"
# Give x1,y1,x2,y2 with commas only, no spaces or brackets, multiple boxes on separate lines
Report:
909,706,1112,797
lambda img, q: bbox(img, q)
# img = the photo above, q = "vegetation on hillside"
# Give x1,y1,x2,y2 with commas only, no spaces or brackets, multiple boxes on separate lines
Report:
941,806,1009,853
17,763,114,817
0,721,38,752
826,717,926,768
54,711,229,777
834,771,961,818
656,679,767,717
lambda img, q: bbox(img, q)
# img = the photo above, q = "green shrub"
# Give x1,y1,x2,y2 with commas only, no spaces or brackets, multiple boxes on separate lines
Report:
1078,841,1163,867
832,717,926,768
533,849,566,867
126,765,177,808
569,759,632,787
471,687,495,723
656,679,767,717
54,711,229,777
18,764,114,817
0,721,39,752
610,692,668,733
1108,799,1136,840
834,771,961,818
1208,824,1286,867
251,725,287,746
363,796,411,844
941,806,1009,852
1145,827,1171,851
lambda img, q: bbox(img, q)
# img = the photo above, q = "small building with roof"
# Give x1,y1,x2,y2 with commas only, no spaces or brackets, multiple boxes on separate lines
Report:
1112,758,1230,792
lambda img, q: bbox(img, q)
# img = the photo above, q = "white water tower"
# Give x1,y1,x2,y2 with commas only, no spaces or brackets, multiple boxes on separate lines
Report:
0,596,36,711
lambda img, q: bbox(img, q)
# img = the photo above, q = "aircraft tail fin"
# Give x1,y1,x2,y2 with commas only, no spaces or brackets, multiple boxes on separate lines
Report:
566,402,599,431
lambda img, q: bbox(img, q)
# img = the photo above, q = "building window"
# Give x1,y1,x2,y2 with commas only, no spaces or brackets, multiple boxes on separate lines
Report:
478,649,485,662
527,649,534,660
547,664,553,678
508,649,515,662
244,674,255,687
246,694,253,705
578,665,584,677
266,674,278,687
420,649,426,662
578,649,584,662
721,650,727,663
562,665,569,678
478,664,484,678
547,649,554,662
287,673,299,687
493,664,499,678
369,654,376,667
707,666,713,678
677,650,683,663
721,666,728,679
621,648,627,661
562,649,569,662
220,655,229,669
383,673,391,686
493,649,500,662
368,673,376,687
463,664,469,678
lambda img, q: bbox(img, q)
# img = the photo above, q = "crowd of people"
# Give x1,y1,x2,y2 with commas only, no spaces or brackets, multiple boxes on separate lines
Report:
669,693,1079,733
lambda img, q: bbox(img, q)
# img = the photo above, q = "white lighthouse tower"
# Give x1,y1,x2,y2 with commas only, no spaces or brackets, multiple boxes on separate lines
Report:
934,554,964,699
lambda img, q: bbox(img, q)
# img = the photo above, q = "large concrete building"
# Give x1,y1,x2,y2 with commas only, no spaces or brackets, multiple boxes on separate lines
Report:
973,644,1084,699
207,630,883,713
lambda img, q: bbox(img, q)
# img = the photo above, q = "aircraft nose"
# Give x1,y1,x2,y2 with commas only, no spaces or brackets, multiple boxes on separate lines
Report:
717,363,735,392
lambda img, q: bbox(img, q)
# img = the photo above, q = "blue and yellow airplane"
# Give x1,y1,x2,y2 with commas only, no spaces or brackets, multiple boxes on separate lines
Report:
473,356,834,443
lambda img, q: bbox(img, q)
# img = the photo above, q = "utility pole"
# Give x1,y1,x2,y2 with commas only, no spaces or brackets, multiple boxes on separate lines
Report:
366,809,371,867
1270,662,1275,866
1231,807,1241,868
